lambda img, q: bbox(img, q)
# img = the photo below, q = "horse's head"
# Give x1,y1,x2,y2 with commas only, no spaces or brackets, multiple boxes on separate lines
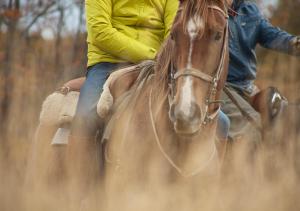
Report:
167,0,230,135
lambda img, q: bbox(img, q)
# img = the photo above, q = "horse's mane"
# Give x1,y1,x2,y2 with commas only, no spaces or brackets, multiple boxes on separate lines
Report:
154,0,226,95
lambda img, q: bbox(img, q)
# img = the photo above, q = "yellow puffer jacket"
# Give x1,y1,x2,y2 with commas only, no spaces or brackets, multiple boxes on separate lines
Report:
85,0,178,67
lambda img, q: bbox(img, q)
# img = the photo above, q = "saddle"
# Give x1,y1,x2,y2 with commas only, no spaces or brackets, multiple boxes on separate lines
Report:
250,87,288,129
39,63,142,128
57,77,86,94
225,85,288,131
39,62,156,145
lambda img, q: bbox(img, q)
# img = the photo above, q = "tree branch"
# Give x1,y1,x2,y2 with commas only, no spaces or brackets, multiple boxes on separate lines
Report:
22,1,56,36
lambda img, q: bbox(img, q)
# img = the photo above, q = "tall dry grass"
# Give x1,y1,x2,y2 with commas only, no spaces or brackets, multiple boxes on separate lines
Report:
0,32,86,210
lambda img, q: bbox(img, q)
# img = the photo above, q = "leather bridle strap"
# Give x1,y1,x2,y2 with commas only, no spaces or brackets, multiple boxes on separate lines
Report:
209,5,229,18
215,21,228,81
174,68,214,82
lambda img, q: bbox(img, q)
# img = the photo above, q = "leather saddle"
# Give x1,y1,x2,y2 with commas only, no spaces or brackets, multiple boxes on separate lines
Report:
57,77,86,94
250,87,288,129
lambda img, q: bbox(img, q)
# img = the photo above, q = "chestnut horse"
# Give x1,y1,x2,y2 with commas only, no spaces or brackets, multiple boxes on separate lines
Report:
103,0,230,188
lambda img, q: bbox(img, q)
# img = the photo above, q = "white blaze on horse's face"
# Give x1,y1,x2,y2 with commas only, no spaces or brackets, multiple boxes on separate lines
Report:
186,16,204,68
180,76,194,117
187,16,204,41
177,17,204,119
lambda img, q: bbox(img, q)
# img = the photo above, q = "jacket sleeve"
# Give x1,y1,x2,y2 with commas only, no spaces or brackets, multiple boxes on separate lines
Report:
163,0,178,39
86,0,157,63
258,18,296,55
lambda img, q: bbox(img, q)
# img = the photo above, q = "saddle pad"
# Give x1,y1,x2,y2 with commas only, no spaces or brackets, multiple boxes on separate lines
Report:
97,64,138,118
97,60,155,118
39,91,79,126
51,127,70,145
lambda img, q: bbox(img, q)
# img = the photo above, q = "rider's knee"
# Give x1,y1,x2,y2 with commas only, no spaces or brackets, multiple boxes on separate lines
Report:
71,108,101,138
75,107,100,126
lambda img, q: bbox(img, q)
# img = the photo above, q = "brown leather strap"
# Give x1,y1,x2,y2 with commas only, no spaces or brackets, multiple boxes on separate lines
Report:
174,68,214,82
223,86,262,132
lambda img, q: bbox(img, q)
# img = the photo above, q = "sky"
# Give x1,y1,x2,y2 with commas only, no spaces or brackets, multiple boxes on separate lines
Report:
259,0,278,15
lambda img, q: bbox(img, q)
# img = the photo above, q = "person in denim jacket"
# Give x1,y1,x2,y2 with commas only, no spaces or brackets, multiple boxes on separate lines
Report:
222,0,300,143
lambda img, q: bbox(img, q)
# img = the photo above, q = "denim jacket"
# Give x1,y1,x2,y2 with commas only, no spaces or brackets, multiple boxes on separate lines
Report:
228,0,296,93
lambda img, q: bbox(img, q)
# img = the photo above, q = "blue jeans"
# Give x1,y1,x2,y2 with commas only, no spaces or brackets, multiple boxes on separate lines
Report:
71,62,230,140
71,63,120,138
217,111,230,140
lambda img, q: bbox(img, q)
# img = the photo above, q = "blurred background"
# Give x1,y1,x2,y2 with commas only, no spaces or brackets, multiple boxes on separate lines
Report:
0,0,299,210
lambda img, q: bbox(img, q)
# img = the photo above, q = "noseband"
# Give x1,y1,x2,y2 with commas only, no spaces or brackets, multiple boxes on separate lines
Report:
169,5,229,125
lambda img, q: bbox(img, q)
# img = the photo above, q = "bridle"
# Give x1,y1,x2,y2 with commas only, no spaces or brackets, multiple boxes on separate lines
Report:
169,5,229,126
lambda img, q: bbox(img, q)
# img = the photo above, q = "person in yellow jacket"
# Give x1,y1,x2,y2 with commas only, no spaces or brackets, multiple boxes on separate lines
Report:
68,0,178,198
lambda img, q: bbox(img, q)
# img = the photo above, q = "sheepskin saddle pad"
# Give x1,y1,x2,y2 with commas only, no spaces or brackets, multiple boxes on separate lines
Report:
97,60,155,118
97,64,140,118
39,91,80,127
39,65,138,127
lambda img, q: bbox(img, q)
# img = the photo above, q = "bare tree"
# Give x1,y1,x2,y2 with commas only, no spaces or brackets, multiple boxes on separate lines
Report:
21,1,56,37
0,0,21,140
0,0,87,141
72,0,84,64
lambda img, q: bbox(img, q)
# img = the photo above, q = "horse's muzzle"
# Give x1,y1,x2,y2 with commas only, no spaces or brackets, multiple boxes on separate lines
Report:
169,102,202,135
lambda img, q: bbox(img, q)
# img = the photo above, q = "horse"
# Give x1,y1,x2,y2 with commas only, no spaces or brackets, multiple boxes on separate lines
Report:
102,0,230,192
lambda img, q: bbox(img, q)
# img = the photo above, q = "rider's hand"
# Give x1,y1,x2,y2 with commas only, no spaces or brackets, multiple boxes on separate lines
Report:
290,36,300,56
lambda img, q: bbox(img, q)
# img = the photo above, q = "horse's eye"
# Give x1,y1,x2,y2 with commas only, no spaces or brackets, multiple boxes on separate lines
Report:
214,32,222,41
170,32,175,41
170,32,175,40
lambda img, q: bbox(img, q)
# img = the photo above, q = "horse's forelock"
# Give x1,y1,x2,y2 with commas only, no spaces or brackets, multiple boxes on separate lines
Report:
182,0,226,33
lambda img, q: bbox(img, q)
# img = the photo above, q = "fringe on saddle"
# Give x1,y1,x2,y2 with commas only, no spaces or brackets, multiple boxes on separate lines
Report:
38,60,156,127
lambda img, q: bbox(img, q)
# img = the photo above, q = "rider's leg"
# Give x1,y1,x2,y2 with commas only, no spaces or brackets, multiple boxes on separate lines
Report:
216,111,230,165
221,86,262,144
71,63,120,138
220,86,262,176
68,62,119,201
217,111,230,141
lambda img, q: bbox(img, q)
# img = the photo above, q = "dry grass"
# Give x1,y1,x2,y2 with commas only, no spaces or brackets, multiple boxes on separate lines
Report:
1,130,300,211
